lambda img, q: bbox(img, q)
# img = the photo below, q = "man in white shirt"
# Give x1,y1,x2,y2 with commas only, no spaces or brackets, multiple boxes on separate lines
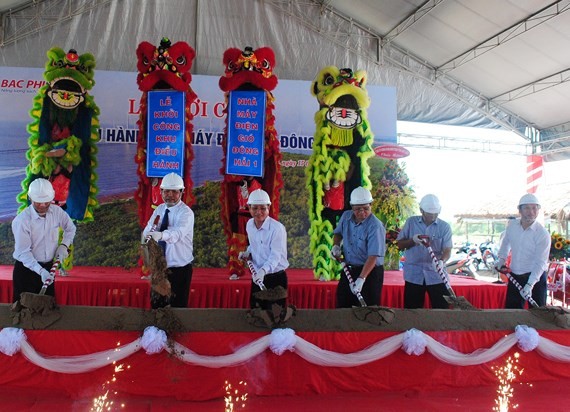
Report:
144,173,194,308
239,189,289,310
12,178,76,302
496,193,550,308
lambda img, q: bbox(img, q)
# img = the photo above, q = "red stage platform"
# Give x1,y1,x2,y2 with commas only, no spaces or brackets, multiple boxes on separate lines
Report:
0,265,507,309
0,327,569,410
1,265,569,411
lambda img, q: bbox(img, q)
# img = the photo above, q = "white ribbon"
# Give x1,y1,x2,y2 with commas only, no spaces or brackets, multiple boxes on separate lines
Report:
402,328,427,356
140,326,167,354
0,327,26,356
269,328,297,355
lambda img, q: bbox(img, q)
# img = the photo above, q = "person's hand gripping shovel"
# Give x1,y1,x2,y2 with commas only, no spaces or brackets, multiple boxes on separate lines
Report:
39,258,59,295
417,235,476,310
497,266,539,308
239,250,266,291
331,245,367,307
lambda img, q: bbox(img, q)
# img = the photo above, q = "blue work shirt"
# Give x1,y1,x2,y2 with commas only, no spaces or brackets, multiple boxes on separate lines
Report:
397,216,452,285
334,210,385,266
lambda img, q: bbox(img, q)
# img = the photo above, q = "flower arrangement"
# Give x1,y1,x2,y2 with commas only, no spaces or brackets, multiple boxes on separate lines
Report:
549,232,570,261
372,160,416,270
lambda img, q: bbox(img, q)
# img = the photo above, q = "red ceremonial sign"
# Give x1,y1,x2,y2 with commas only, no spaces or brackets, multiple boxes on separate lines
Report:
374,144,410,159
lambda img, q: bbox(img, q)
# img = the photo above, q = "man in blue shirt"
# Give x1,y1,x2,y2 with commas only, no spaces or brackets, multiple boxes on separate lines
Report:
397,194,453,309
331,187,386,308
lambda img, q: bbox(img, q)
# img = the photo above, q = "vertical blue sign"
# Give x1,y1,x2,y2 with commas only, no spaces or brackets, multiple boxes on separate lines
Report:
226,90,266,177
146,90,185,178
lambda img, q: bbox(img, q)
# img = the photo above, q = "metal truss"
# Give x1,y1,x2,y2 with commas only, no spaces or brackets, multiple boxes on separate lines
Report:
397,132,530,156
437,0,570,75
0,0,111,47
266,0,534,140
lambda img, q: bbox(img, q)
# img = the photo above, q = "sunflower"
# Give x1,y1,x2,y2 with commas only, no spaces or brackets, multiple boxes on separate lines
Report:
550,232,570,261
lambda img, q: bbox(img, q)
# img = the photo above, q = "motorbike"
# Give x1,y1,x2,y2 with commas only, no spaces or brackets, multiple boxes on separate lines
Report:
445,251,481,280
456,242,483,270
479,240,499,272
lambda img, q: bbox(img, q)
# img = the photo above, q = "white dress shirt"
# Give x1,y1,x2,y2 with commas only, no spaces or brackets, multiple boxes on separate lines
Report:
498,218,550,286
246,216,289,275
12,204,76,274
143,200,194,267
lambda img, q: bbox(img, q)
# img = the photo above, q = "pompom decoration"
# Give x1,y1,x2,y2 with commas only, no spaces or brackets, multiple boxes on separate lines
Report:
0,327,26,356
269,328,297,355
140,326,167,354
515,324,539,352
402,328,427,356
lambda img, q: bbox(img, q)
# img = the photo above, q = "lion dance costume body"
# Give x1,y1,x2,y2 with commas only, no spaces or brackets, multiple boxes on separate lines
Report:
306,66,375,280
135,38,197,227
17,47,99,222
219,46,283,278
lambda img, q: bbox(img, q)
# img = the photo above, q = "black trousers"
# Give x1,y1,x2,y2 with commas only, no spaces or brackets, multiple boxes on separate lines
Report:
250,270,288,310
505,271,547,309
404,281,450,309
151,263,193,309
13,260,55,303
336,265,384,308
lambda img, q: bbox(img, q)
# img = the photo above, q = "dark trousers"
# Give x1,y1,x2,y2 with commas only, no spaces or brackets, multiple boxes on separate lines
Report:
13,260,55,303
336,265,384,308
404,281,450,309
151,263,193,309
505,271,547,309
250,270,287,310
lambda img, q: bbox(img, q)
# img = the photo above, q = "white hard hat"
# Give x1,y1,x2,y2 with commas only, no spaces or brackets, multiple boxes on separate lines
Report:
28,178,55,203
160,173,184,190
419,194,441,214
518,193,540,207
350,186,373,205
247,189,271,205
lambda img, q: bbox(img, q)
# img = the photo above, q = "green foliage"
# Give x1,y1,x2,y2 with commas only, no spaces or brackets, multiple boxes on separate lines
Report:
371,159,417,270
192,181,227,267
0,222,15,264
280,153,311,268
72,200,141,267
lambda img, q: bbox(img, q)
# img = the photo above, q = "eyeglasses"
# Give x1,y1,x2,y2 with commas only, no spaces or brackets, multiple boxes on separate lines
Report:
352,205,371,212
250,205,269,211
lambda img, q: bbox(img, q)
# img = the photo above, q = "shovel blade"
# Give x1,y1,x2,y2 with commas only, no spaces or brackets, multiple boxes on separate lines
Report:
444,295,477,310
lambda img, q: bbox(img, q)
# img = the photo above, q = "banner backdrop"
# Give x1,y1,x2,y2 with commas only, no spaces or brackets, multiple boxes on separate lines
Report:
0,67,396,220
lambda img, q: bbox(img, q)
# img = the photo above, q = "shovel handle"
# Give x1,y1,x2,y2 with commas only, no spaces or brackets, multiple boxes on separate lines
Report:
419,238,456,298
144,215,161,244
39,258,60,295
246,259,266,291
498,267,539,308
333,256,367,307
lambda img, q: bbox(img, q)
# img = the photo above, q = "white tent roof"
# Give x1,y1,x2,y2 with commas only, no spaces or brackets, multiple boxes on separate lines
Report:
1,0,569,159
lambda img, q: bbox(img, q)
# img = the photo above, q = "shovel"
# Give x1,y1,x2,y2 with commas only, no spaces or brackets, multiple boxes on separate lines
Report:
498,266,539,308
333,255,367,307
39,258,60,295
246,258,266,291
418,236,476,310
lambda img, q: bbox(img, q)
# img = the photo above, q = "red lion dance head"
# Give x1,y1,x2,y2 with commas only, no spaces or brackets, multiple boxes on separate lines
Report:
134,38,197,227
219,46,283,279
